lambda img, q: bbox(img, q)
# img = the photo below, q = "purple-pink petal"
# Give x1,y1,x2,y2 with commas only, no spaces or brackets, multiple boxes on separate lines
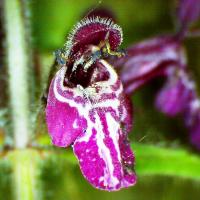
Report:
177,0,200,32
155,69,194,116
73,117,136,191
46,69,88,147
73,105,136,190
190,116,200,150
46,59,136,190
184,99,200,150
72,60,136,190
113,36,186,94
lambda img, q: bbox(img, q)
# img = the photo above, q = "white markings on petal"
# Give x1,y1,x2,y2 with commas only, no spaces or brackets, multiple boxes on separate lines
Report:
105,113,121,163
52,58,134,190
94,113,119,187
72,119,79,129
54,59,123,144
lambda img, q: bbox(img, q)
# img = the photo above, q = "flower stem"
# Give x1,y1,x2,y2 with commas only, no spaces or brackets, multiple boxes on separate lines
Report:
3,0,31,148
8,150,41,200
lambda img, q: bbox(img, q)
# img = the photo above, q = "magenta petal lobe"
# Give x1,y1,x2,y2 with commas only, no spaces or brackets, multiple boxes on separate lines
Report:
177,0,200,32
71,60,136,191
114,36,186,94
46,60,136,190
184,99,200,150
155,70,194,116
46,68,88,147
73,123,136,191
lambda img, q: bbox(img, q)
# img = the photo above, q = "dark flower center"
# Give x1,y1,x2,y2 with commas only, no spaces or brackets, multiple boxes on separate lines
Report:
59,17,123,89
64,62,96,88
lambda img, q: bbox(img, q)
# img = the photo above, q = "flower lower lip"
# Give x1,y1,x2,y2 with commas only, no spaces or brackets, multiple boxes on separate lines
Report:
46,58,136,190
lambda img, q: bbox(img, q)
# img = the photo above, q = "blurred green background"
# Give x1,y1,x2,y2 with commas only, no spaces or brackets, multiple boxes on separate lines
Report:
1,0,200,199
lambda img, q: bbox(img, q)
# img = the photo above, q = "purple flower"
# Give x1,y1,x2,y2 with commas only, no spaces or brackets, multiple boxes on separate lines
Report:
46,17,136,191
114,33,199,149
113,34,200,149
189,111,200,150
113,35,186,94
155,69,194,116
109,0,200,150
46,0,200,190
177,0,200,35
184,98,200,150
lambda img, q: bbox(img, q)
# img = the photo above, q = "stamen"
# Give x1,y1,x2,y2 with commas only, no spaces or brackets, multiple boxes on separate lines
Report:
72,55,85,72
83,46,102,72
102,40,125,58
83,59,95,72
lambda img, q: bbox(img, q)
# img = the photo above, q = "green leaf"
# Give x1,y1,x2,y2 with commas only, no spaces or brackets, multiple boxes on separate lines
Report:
49,143,200,180
133,143,200,179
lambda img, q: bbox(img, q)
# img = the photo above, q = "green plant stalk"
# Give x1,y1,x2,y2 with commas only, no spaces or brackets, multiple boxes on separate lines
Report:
3,1,38,199
8,150,41,200
4,0,30,148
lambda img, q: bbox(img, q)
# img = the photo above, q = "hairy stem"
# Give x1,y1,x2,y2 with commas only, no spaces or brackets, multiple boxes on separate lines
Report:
8,150,41,200
4,0,31,148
